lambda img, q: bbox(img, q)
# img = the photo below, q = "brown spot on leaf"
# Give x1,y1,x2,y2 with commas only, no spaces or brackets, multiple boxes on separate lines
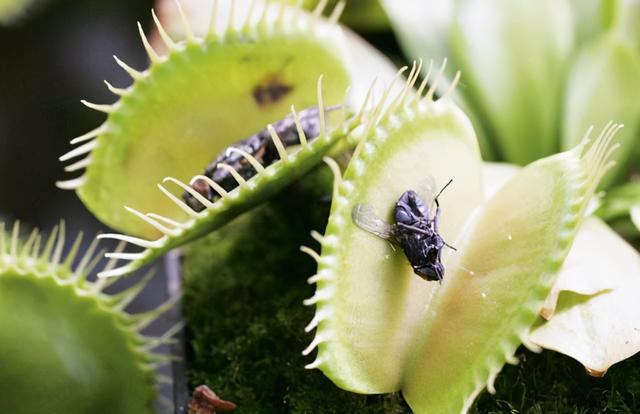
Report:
252,74,293,107
585,367,606,378
188,385,237,414
539,307,553,321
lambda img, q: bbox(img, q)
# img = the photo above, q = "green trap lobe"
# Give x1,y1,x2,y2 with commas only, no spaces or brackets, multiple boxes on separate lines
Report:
312,99,484,393
66,14,349,238
0,273,154,414
403,153,585,413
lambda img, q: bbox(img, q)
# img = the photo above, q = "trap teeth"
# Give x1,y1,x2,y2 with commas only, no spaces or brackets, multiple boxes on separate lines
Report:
0,222,179,411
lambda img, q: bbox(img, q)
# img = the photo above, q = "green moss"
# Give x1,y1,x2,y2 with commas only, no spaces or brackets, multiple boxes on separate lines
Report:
473,348,640,414
182,166,640,413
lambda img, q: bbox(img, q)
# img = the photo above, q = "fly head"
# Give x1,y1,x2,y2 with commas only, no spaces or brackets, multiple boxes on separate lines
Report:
395,190,430,225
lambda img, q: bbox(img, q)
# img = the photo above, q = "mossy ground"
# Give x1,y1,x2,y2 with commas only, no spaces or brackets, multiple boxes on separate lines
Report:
182,168,640,414
474,348,640,414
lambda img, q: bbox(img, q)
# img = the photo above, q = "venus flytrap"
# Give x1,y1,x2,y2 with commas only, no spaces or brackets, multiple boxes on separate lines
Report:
377,0,640,383
0,221,180,414
483,162,640,376
529,216,640,377
402,135,612,412
95,75,370,278
596,180,640,238
57,0,351,238
302,58,619,412
150,0,399,109
302,64,483,391
39,0,637,410
154,0,390,36
178,165,416,412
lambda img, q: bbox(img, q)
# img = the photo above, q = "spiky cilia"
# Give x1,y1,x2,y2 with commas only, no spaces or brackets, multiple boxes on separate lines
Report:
300,57,620,414
58,0,351,238
0,221,181,413
95,75,375,278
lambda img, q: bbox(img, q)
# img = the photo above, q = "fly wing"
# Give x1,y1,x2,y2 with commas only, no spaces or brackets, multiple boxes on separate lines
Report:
417,175,437,212
352,203,397,241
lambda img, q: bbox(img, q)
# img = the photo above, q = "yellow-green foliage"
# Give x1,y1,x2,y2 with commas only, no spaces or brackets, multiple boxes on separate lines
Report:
0,223,177,413
58,0,350,238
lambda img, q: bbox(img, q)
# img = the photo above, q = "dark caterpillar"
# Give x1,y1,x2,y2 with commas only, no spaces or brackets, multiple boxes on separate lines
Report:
184,106,339,211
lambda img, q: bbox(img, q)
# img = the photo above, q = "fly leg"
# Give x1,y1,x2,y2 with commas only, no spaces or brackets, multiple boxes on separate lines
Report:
432,179,457,251
443,241,457,251
431,179,453,227
431,206,457,251
396,222,431,235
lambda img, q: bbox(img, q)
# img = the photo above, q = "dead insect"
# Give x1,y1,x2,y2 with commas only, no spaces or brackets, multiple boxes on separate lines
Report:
352,179,456,282
184,105,340,211
188,385,237,414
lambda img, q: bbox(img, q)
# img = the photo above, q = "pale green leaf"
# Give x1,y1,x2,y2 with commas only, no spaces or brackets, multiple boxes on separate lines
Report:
530,217,640,376
378,0,497,159
403,141,599,413
632,204,640,230
378,0,454,67
0,0,37,24
540,217,638,319
450,0,574,164
570,0,614,44
153,0,398,106
562,33,640,187
481,162,520,200
613,0,640,52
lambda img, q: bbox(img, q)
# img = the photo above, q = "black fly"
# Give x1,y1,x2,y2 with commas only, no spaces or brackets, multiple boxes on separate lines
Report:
184,106,338,211
352,179,455,282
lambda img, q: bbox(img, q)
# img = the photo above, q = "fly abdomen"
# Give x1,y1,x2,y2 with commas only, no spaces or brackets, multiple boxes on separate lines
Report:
183,106,339,211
